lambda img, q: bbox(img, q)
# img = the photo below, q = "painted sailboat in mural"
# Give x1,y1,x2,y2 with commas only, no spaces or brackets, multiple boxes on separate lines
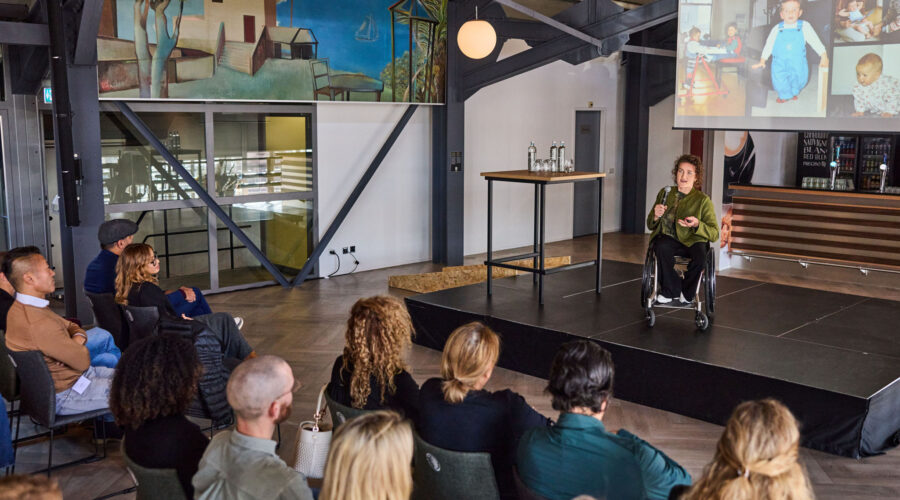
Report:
355,13,379,41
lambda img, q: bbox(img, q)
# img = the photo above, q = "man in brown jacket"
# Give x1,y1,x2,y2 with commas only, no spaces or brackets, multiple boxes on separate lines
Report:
4,247,118,415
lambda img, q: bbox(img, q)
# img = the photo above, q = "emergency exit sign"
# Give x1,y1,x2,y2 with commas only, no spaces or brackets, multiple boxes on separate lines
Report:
43,87,53,104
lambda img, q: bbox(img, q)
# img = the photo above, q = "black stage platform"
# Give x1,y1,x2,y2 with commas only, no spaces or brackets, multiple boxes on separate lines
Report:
406,260,900,458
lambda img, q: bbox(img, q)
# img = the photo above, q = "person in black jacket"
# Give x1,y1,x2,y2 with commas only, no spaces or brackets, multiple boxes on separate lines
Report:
114,243,254,362
417,322,551,500
110,334,209,498
328,296,419,421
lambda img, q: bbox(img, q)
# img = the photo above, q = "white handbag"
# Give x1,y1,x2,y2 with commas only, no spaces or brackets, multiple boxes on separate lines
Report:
293,383,332,479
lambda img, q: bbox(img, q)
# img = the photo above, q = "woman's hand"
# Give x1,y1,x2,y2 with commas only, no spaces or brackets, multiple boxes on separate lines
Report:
180,286,196,302
182,313,193,321
678,216,700,228
653,204,667,220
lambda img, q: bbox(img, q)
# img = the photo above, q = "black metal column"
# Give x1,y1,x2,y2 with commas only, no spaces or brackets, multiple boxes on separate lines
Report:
621,45,651,234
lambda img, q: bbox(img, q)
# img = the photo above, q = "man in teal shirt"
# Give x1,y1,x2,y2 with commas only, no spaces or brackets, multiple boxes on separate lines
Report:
517,341,691,500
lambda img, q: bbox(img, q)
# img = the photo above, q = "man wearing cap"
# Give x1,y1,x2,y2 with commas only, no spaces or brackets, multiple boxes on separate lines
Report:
85,219,213,318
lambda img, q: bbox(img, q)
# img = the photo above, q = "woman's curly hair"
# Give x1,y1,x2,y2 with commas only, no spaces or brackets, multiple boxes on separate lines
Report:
343,296,414,408
672,154,705,191
109,334,202,430
115,243,158,305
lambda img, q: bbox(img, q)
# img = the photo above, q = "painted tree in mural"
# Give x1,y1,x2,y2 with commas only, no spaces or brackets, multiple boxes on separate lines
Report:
133,0,184,98
134,0,152,97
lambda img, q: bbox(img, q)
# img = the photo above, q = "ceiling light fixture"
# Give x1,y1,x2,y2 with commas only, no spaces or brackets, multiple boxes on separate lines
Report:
457,6,497,59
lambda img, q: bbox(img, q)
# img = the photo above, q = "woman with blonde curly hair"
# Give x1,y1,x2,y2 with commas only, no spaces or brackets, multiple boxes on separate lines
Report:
682,399,814,500
417,322,550,500
327,296,419,420
319,411,413,500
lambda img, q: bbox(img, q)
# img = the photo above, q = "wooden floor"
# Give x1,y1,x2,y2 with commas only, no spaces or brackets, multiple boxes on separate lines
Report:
12,233,900,499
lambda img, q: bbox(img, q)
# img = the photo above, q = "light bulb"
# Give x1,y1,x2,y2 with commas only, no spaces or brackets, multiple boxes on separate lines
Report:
457,19,496,59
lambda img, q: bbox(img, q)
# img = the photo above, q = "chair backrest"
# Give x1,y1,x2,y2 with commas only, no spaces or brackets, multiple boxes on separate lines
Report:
323,384,371,428
122,441,188,500
411,432,500,500
85,291,129,350
122,305,160,343
311,58,331,91
513,467,549,500
7,350,57,428
0,331,19,402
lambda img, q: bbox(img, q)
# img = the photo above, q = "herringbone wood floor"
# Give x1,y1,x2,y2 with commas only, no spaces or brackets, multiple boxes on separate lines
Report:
12,233,900,499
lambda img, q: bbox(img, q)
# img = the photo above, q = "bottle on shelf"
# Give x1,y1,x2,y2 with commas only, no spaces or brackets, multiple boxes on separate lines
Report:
558,141,566,173
528,141,537,172
550,142,558,171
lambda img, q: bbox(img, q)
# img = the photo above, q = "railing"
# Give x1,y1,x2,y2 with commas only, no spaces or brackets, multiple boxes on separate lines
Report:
214,22,226,72
251,27,270,76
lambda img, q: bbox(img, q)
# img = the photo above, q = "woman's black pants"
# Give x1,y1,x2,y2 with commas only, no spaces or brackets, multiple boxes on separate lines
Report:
653,235,707,300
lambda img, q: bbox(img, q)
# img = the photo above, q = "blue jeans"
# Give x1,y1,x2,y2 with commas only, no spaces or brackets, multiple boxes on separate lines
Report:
167,287,213,317
55,366,115,416
86,327,121,368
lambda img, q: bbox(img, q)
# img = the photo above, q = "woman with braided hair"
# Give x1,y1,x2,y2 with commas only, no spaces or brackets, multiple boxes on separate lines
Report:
681,399,813,500
327,296,420,420
109,334,209,498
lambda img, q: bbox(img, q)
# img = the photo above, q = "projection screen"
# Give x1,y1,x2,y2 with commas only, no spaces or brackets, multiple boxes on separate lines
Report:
674,0,900,132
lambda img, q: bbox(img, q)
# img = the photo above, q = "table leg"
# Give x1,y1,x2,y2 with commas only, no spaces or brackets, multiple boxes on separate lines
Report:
533,184,539,284
596,177,603,294
539,183,546,305
487,179,493,297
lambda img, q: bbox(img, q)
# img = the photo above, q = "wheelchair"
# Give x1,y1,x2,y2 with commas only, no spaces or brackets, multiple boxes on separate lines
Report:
640,237,716,331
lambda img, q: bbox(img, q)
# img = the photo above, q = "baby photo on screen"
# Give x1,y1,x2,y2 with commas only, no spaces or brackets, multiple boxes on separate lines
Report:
834,0,884,43
830,44,900,116
675,0,751,117
747,0,831,118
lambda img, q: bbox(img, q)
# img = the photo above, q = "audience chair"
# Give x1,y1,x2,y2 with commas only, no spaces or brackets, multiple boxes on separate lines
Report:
7,350,110,476
121,440,185,500
513,467,549,500
0,331,20,473
122,305,159,343
85,291,130,351
411,432,500,500
323,384,372,429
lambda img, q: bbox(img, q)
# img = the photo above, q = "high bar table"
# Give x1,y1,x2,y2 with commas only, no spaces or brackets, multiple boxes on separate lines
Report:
481,170,606,305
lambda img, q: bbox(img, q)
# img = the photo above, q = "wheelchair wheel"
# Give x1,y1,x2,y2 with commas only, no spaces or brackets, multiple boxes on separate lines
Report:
641,248,656,308
705,248,716,319
695,311,709,331
646,308,656,327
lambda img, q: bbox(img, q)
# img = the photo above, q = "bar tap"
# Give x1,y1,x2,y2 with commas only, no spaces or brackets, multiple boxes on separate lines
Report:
829,145,840,191
879,153,888,193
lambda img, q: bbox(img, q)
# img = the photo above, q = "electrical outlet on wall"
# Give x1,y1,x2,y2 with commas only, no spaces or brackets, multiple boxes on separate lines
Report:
350,245,356,253
342,247,349,254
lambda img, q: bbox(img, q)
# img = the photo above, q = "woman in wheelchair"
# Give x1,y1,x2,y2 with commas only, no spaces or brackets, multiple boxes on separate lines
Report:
646,154,719,305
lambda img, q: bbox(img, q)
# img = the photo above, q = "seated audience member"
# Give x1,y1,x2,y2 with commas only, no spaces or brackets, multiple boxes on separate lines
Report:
681,399,813,500
0,474,63,500
517,341,691,500
115,243,252,361
85,218,222,321
3,247,120,415
193,355,313,500
0,252,16,330
417,322,551,500
110,334,209,498
328,296,419,420
319,410,414,500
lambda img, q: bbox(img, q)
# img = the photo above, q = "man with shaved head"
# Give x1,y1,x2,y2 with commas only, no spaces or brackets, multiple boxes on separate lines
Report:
193,355,314,500
3,246,121,416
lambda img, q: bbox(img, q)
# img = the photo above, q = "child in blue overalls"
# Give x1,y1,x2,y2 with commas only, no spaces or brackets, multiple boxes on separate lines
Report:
752,0,829,103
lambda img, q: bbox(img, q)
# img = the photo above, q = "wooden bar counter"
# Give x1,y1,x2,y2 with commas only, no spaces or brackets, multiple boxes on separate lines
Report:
728,184,900,270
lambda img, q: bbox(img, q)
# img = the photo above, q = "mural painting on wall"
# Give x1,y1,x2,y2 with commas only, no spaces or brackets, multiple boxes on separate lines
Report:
97,0,447,103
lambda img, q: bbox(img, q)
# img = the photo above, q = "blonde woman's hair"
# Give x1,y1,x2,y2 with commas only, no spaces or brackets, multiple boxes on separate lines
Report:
440,322,500,404
319,411,414,500
0,474,62,500
683,399,814,500
343,296,415,408
115,243,158,305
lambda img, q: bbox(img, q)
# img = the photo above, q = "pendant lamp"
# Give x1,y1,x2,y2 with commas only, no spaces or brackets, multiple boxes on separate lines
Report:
457,6,496,59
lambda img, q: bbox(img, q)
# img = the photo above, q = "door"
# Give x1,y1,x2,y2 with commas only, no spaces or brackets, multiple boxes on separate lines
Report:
243,16,256,43
573,110,603,237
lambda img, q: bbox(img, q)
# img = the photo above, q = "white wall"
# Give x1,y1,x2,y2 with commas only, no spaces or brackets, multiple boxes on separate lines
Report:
315,103,432,275
463,40,625,256
644,95,689,230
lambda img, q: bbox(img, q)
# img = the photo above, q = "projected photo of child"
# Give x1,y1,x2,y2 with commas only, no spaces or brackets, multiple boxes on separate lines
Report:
834,0,880,43
675,1,750,117
748,0,830,118
829,45,900,116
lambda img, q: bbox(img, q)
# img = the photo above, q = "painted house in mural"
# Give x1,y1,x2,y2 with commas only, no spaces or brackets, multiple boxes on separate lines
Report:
97,0,319,94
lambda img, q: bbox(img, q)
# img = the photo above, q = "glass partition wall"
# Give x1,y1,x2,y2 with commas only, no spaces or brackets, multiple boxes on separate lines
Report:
98,102,317,292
